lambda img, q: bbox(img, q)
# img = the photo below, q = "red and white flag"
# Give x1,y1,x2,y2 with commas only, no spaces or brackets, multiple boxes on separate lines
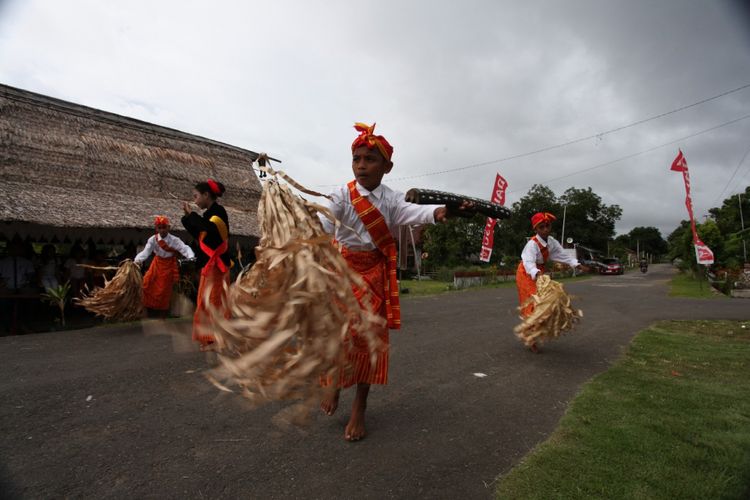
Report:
479,173,508,262
670,150,714,265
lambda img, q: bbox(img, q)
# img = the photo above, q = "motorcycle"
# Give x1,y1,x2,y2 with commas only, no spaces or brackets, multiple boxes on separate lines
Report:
639,262,648,273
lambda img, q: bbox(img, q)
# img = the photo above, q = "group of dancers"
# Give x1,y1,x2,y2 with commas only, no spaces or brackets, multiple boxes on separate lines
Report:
132,180,230,352
134,122,582,441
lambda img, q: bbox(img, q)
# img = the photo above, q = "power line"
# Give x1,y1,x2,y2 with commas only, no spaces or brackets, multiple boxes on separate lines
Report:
711,142,750,206
735,163,750,194
380,81,750,184
504,113,750,196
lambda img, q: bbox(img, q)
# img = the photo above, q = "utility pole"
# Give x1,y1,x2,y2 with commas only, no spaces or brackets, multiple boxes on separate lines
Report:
561,205,567,247
740,193,747,263
408,225,421,280
397,225,402,286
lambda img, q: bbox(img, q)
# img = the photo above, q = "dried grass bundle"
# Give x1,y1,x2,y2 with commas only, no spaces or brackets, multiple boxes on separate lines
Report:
514,274,583,346
75,260,144,321
207,167,383,422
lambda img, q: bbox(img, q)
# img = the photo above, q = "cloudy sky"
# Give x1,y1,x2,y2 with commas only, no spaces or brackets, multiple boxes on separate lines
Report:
1,0,749,239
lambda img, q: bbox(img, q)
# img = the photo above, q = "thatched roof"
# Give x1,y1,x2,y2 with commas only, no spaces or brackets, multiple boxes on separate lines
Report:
0,83,264,245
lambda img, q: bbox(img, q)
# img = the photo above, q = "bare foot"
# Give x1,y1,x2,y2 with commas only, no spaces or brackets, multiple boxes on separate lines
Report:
345,384,370,442
320,389,340,416
345,408,366,441
199,342,216,352
529,342,540,354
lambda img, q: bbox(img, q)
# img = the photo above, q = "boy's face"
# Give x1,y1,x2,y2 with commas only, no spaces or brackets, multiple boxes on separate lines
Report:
156,224,170,237
534,221,552,240
352,146,393,191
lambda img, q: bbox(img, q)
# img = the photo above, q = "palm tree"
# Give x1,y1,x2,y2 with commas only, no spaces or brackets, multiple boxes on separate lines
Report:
42,281,71,327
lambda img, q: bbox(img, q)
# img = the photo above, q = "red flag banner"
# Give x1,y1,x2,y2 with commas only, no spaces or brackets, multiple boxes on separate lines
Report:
694,242,714,265
670,149,688,172
669,150,714,265
479,173,508,263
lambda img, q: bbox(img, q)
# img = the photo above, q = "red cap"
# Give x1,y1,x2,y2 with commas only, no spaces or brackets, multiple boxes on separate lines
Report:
531,212,556,228
154,215,170,227
351,122,393,161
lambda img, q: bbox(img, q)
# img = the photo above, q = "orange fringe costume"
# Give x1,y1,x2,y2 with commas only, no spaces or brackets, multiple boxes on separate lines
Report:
516,236,549,317
329,180,401,387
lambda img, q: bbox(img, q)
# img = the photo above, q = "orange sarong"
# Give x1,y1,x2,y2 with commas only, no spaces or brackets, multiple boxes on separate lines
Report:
347,181,401,329
516,237,549,318
192,216,230,347
330,248,390,387
192,266,229,346
142,255,179,311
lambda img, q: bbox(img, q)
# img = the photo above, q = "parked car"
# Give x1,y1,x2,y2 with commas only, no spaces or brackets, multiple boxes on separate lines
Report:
599,258,624,275
580,259,602,273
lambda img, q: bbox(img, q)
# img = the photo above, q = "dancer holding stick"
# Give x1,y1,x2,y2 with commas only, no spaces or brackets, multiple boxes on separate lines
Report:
318,122,473,441
182,180,231,351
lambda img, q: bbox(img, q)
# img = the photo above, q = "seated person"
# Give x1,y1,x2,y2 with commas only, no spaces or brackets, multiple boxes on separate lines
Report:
0,239,36,292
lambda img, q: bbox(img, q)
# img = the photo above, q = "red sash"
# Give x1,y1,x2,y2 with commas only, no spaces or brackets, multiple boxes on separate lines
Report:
532,236,549,271
347,181,400,329
197,214,230,277
156,235,179,255
199,237,228,276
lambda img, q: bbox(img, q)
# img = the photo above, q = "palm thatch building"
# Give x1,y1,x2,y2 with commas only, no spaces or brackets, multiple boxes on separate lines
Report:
0,83,263,249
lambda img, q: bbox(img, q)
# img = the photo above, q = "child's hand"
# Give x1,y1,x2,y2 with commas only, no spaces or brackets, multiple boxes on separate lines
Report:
434,207,449,222
435,200,477,222
455,200,476,213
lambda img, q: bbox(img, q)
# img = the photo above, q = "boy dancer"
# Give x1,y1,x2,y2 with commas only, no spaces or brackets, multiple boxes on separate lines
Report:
515,212,585,352
319,122,471,441
135,216,195,318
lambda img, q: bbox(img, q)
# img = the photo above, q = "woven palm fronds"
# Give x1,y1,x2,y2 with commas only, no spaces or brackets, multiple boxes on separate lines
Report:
514,274,583,346
75,260,144,321
206,167,383,422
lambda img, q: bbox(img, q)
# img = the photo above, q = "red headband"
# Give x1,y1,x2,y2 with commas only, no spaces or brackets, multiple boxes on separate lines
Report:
207,179,221,195
531,212,557,228
154,215,170,227
351,122,394,161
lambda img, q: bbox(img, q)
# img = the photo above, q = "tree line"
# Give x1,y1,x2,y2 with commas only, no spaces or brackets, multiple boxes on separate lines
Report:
668,185,750,271
419,183,749,273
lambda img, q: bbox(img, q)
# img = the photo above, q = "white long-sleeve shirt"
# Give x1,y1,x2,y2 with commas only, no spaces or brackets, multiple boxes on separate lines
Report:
521,235,579,280
134,233,195,265
319,182,440,250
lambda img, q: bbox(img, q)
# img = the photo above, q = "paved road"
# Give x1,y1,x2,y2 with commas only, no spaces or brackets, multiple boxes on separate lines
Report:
1,265,747,499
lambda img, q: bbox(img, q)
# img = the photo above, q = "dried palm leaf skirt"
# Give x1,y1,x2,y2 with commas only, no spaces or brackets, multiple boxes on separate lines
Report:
75,260,144,321
514,274,583,346
206,168,383,418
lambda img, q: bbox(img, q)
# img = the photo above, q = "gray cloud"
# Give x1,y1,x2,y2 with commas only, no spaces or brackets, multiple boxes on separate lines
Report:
1,0,749,241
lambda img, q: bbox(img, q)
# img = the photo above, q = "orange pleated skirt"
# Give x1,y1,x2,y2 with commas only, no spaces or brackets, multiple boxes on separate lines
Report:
142,255,179,311
516,262,545,318
192,265,230,347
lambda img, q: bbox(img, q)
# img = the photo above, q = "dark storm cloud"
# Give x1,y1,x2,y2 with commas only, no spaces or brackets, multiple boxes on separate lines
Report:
1,0,749,240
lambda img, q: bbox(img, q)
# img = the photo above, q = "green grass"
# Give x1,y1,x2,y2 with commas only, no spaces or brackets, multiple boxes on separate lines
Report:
669,272,724,298
400,274,591,297
496,320,750,499
399,277,517,296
